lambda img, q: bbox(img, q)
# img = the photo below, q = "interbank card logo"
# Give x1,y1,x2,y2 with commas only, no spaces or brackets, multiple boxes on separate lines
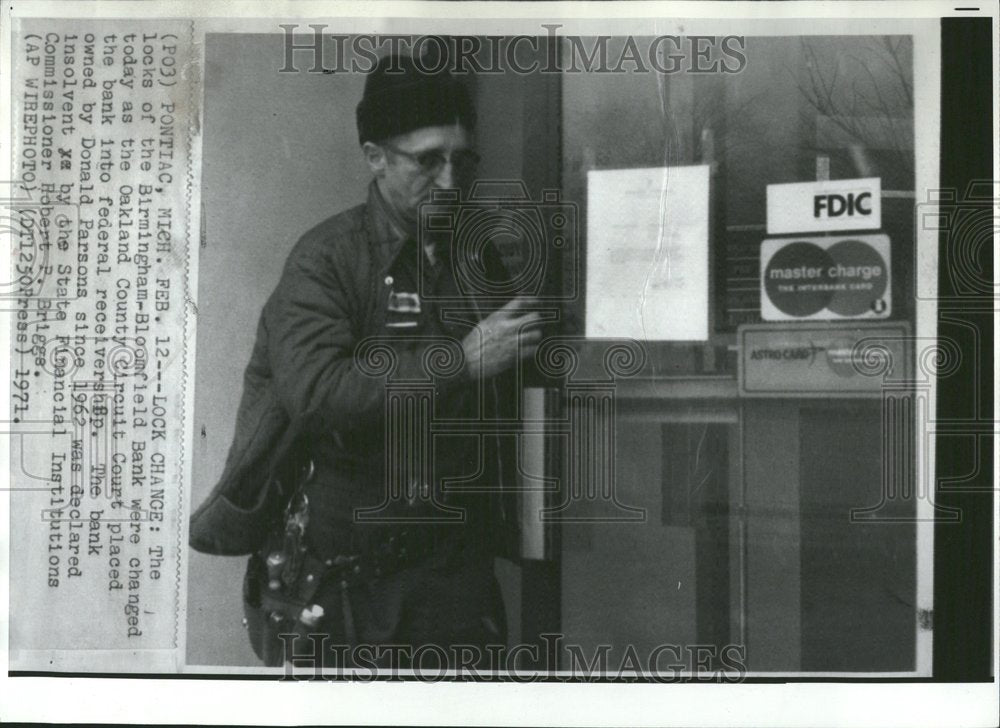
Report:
760,234,891,321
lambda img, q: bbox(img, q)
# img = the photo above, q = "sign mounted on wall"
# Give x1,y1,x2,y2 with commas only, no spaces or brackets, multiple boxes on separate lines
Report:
760,234,891,321
738,322,911,398
767,177,881,234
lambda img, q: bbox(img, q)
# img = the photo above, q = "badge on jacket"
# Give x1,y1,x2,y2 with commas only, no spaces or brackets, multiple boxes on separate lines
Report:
386,290,421,325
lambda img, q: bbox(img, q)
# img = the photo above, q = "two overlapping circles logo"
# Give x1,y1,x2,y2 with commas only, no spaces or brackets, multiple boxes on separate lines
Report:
763,236,889,318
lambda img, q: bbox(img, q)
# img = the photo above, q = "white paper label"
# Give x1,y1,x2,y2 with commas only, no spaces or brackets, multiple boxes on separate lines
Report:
767,177,881,234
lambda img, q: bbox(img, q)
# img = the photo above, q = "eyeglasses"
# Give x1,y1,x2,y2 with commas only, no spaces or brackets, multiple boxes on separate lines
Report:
384,143,481,177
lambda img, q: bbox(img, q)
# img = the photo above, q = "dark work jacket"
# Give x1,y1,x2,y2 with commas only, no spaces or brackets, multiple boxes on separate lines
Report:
190,181,521,558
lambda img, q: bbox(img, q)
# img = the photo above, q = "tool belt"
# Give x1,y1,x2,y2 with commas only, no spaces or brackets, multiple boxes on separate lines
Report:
241,461,464,666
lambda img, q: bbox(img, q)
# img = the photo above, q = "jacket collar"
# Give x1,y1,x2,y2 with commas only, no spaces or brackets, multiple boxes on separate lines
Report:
365,180,453,274
365,180,410,274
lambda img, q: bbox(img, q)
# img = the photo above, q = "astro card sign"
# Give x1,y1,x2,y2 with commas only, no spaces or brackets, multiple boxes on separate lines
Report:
759,234,891,321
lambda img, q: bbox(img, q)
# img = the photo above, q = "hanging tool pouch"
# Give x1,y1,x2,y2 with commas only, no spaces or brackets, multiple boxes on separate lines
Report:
241,462,468,666
240,459,359,667
242,541,353,667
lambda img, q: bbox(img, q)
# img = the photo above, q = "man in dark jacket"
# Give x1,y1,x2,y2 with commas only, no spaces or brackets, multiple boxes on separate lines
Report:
194,52,542,670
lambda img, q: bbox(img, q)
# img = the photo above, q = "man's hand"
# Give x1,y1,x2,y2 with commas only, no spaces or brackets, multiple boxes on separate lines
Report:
462,297,543,380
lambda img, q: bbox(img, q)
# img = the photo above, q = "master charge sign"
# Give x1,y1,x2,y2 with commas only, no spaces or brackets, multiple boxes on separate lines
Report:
760,234,891,321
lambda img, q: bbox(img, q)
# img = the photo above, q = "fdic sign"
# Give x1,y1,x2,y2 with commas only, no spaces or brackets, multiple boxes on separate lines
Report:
760,234,891,321
767,177,881,234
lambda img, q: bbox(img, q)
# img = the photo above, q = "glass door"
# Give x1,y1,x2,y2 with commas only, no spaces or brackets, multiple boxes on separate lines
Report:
532,33,930,675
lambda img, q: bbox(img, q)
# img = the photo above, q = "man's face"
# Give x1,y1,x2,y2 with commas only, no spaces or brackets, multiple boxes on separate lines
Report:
366,123,475,228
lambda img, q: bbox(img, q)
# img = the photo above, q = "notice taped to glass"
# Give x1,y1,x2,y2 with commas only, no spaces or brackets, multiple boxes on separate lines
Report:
0,2,996,727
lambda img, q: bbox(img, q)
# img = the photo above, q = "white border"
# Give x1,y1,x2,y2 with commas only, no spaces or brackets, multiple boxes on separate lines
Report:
910,20,940,682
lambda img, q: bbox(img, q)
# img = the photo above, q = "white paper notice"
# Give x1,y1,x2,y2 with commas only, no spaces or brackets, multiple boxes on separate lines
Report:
585,166,710,340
